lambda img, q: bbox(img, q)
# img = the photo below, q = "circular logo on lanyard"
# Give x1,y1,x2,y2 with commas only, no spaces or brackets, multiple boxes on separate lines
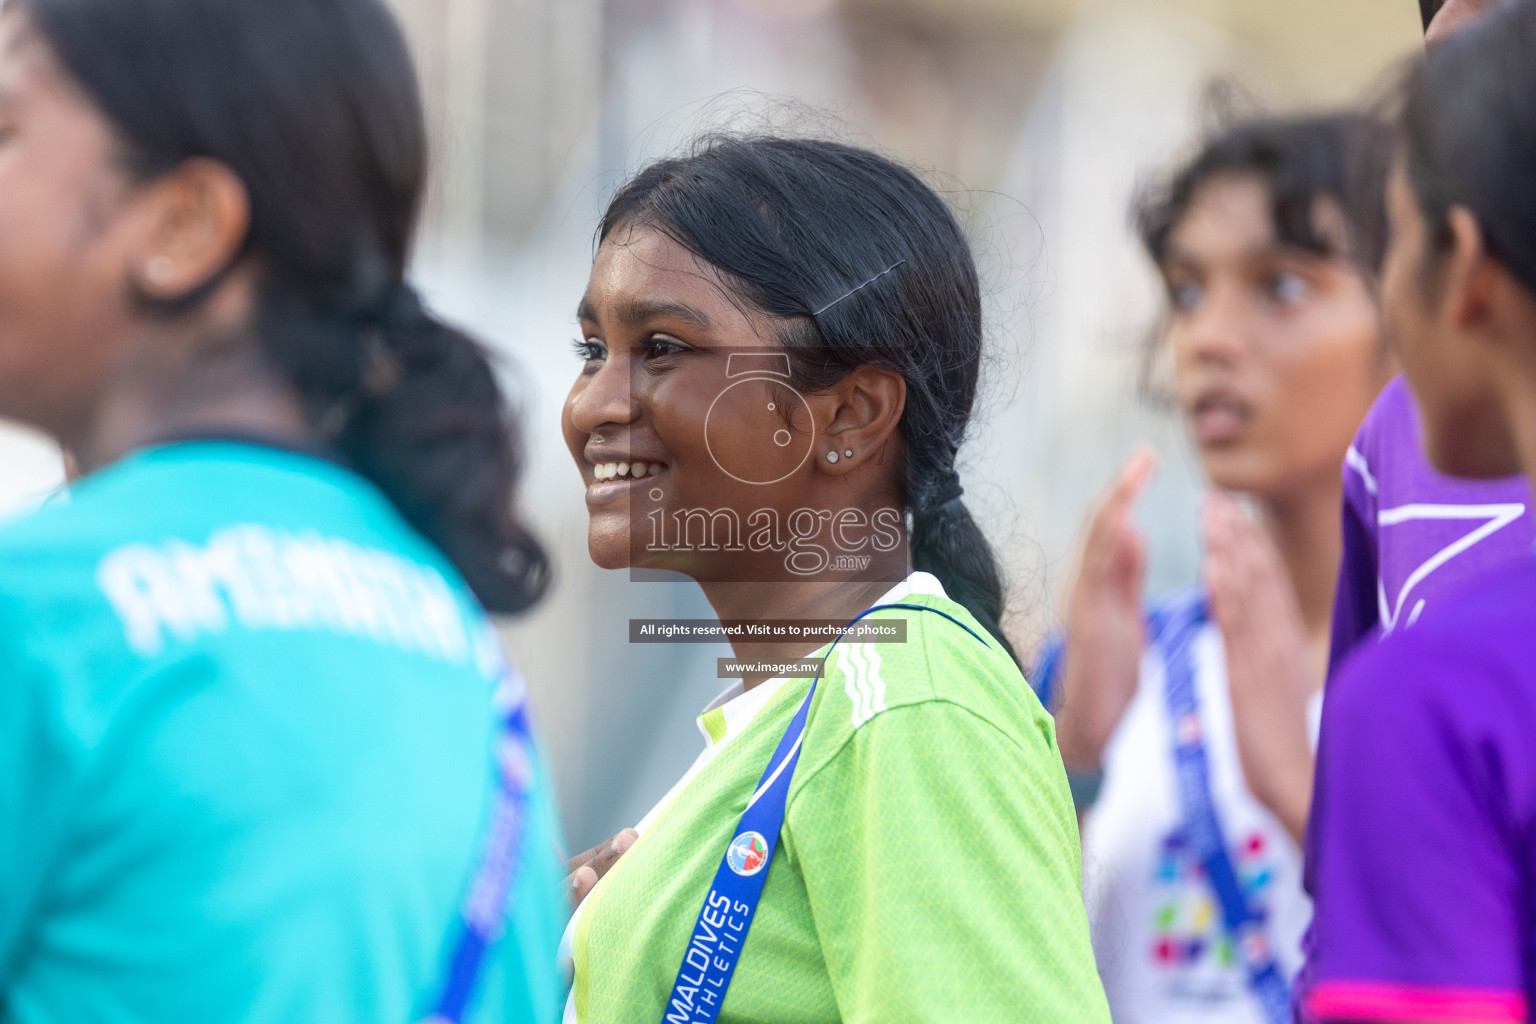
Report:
726,831,770,876
1175,711,1203,748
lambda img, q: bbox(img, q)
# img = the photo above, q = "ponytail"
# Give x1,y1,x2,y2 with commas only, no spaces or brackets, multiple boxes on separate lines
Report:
258,285,548,614
23,0,549,614
909,469,1018,666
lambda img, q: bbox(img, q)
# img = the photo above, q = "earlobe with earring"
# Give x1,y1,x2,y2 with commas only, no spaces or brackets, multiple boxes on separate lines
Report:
145,255,177,290
827,449,855,465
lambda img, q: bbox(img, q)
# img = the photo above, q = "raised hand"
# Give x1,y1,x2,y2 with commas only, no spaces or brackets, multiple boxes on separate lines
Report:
1054,449,1157,773
1203,493,1318,845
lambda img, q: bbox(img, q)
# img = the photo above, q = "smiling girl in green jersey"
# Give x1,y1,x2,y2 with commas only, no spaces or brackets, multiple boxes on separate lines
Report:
559,136,1111,1023
0,1,567,1021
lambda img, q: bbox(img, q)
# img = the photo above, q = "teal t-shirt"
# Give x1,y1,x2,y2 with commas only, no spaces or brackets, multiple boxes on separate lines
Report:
0,441,567,1024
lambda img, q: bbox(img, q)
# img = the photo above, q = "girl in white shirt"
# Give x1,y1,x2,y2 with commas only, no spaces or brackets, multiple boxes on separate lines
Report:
1037,111,1396,1024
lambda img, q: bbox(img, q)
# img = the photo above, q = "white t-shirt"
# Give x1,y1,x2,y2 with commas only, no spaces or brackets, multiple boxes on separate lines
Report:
1081,617,1319,1024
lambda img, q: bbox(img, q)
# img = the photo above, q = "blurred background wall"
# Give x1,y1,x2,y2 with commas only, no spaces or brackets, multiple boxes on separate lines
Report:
0,0,1421,850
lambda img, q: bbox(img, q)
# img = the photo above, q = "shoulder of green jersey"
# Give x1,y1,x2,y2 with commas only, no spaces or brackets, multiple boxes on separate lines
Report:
822,595,994,729
832,641,889,728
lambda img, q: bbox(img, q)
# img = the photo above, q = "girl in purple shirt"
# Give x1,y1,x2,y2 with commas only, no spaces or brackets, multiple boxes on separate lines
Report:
1301,1,1536,1020
1325,6,1535,680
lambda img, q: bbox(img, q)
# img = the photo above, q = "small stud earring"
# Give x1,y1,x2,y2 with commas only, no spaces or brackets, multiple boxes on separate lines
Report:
844,449,854,458
145,255,176,287
826,451,839,464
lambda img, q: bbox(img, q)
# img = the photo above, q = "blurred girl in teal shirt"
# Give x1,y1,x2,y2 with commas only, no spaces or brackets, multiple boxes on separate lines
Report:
0,1,566,1021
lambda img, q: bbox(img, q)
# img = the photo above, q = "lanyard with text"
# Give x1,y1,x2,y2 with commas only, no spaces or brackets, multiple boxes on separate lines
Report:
662,602,991,1024
1153,593,1291,1024
420,658,537,1024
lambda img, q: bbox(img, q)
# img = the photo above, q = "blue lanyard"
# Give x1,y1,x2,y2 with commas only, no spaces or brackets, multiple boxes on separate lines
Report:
1153,594,1291,1024
421,659,537,1024
661,603,990,1024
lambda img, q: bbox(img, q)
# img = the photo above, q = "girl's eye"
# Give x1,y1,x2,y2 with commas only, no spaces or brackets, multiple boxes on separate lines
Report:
1168,280,1202,312
1266,271,1309,306
642,334,690,359
572,337,606,363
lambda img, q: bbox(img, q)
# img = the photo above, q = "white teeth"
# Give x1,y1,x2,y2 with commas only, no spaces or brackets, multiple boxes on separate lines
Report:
591,460,664,481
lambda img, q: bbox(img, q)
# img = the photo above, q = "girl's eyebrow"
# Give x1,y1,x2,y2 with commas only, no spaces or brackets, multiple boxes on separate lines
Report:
574,295,714,331
1158,248,1206,279
1164,237,1318,272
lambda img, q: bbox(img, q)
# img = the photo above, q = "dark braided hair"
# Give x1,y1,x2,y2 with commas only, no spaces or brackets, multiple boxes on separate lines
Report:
22,0,548,613
601,135,1017,664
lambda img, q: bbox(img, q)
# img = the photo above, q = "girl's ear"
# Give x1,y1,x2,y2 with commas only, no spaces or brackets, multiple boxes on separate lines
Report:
1441,206,1500,336
813,366,905,476
126,157,250,302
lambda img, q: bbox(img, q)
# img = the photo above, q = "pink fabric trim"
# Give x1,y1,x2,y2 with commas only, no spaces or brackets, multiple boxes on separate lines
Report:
1307,980,1527,1023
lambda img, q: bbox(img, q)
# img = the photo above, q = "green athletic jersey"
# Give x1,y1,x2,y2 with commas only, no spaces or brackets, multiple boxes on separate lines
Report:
571,575,1110,1022
0,441,567,1024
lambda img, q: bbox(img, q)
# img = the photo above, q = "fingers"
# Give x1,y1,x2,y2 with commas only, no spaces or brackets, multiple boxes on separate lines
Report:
1203,493,1314,719
1120,446,1159,497
569,864,599,904
565,827,638,874
1092,448,1158,536
1202,493,1241,625
1101,450,1156,583
1074,448,1157,589
566,828,638,904
1205,494,1268,640
565,839,609,876
1203,492,1301,637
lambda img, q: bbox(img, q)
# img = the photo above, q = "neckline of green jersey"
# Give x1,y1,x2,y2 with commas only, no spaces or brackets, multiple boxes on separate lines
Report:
698,655,823,748
693,581,956,747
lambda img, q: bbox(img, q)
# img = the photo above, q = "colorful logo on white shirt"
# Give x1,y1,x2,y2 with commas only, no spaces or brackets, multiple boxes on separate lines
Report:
1150,828,1274,969
726,831,770,876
